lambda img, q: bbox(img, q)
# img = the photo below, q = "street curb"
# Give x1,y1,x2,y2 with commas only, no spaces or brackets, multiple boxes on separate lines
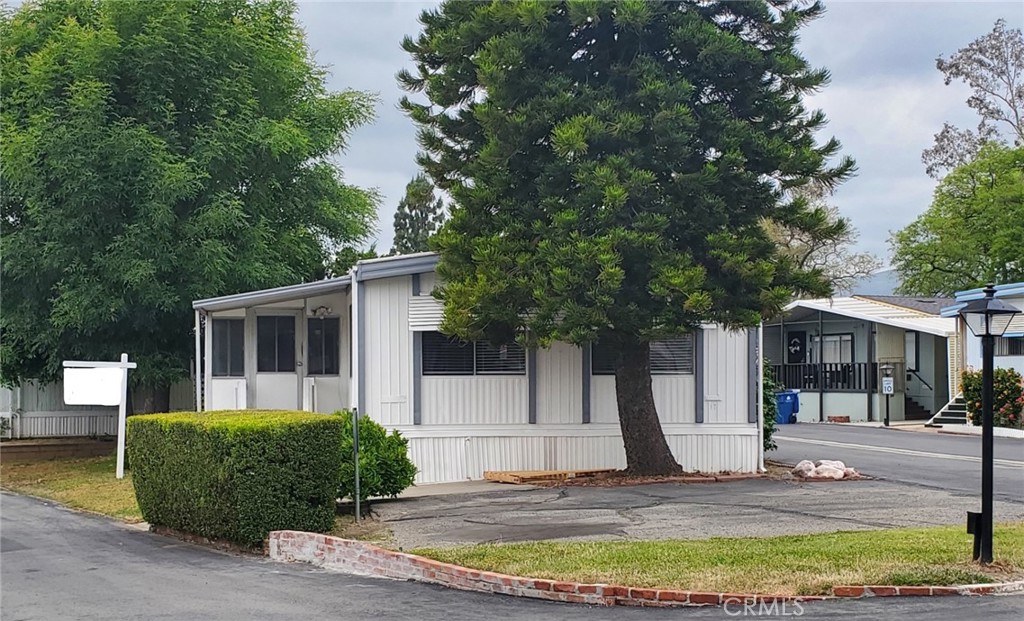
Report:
268,531,1023,608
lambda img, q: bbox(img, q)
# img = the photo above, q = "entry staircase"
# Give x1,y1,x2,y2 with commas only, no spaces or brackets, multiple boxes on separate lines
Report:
926,393,969,427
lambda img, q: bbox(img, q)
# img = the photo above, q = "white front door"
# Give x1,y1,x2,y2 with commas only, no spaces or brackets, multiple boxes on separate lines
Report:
255,313,302,410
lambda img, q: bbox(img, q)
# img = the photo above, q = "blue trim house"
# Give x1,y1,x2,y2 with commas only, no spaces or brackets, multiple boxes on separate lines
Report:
941,282,1024,375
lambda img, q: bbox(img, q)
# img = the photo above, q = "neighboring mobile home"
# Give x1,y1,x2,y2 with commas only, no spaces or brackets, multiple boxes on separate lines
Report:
942,282,1024,375
763,296,959,424
192,253,764,484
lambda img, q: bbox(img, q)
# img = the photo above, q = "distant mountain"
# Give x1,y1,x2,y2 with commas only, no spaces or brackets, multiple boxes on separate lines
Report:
850,268,901,296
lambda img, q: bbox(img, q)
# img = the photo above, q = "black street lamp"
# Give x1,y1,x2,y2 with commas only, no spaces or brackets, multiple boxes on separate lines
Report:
958,283,1020,565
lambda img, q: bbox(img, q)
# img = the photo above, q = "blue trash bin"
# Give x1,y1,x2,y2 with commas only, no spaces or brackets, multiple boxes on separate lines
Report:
775,390,800,424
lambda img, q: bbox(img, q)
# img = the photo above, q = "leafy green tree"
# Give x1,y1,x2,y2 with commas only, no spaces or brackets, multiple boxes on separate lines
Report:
400,0,853,474
1,0,377,410
391,173,445,255
892,143,1024,296
325,244,379,278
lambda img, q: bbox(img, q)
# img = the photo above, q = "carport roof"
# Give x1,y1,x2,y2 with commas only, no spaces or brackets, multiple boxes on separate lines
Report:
776,297,958,337
192,276,351,312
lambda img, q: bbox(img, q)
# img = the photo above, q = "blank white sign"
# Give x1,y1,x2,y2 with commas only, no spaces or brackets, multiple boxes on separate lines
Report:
64,367,123,406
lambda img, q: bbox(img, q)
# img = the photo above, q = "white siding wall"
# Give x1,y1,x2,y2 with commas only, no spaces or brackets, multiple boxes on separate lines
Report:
2,379,194,438
590,376,696,424
211,378,246,410
701,326,751,424
363,276,412,426
400,425,758,484
421,377,528,425
536,342,582,424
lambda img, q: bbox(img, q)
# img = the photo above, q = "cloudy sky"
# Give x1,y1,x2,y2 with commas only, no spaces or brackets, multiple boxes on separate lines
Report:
296,1,1021,261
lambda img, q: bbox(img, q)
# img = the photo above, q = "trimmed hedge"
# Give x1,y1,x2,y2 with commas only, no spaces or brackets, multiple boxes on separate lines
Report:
333,410,417,502
127,410,343,547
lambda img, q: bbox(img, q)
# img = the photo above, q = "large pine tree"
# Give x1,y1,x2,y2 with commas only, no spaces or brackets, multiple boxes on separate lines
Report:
400,0,853,474
391,174,445,255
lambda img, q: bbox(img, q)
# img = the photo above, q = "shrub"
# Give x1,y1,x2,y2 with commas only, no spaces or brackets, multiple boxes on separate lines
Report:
962,368,1024,428
332,410,417,502
127,410,343,547
762,360,782,452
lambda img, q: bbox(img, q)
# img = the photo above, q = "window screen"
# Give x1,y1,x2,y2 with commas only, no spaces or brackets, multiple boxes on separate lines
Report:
422,332,474,375
809,334,853,364
650,335,695,374
307,317,340,375
475,341,526,374
257,316,295,372
996,336,1024,356
212,318,244,377
592,335,695,375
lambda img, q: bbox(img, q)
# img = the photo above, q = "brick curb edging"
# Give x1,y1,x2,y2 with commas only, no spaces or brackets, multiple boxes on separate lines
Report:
268,531,1024,607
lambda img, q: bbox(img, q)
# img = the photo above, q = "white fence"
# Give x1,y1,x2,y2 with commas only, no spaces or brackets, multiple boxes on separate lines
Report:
1,379,195,439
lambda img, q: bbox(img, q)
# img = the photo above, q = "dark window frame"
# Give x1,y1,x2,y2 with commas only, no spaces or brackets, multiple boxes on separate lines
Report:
212,318,245,377
257,315,296,373
421,331,526,376
995,336,1024,357
591,335,696,376
307,316,341,376
809,332,855,364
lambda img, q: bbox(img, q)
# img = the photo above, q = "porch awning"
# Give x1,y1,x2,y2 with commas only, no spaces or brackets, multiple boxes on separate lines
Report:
776,298,957,338
193,276,351,312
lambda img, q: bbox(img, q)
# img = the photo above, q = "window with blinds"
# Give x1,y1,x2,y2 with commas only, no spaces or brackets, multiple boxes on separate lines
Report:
475,341,526,374
421,332,525,375
592,335,695,375
995,336,1024,357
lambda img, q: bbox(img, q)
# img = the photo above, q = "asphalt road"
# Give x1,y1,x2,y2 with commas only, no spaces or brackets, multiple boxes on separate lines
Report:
772,424,1024,504
2,493,1023,620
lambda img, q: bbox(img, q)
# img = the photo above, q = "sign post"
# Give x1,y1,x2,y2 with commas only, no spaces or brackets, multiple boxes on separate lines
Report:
64,354,136,479
881,376,894,427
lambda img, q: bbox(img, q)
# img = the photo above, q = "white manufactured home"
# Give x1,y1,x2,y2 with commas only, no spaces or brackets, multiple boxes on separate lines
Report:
192,253,764,484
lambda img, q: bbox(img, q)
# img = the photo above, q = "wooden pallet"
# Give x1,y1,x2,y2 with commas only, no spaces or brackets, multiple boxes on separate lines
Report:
483,468,616,485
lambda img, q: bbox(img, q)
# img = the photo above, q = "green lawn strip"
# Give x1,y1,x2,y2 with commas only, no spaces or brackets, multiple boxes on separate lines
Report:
0,455,143,522
414,524,1024,596
0,455,395,543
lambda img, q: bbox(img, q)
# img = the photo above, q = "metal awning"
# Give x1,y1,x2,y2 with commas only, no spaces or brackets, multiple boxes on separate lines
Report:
770,297,958,337
192,276,351,312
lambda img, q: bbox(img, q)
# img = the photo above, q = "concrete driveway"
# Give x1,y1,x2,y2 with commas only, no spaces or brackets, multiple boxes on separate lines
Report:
375,476,1024,550
5,493,1023,621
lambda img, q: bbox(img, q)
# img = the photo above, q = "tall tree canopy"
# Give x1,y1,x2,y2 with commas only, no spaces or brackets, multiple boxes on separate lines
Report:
391,173,445,255
400,0,853,474
763,186,880,295
1,0,377,408
922,19,1023,179
893,143,1024,296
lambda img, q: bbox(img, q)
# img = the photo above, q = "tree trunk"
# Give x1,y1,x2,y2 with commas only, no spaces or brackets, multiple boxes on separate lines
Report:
614,340,683,475
132,384,171,414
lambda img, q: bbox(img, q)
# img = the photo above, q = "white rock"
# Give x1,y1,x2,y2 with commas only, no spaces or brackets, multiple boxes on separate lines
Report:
792,460,816,478
814,465,845,480
815,459,846,470
843,467,860,479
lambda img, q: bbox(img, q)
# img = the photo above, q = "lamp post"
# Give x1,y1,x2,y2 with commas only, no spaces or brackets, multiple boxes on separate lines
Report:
880,362,895,427
958,283,1020,565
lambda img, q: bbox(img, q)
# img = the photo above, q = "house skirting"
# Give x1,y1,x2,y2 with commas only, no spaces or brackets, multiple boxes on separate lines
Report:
394,423,759,484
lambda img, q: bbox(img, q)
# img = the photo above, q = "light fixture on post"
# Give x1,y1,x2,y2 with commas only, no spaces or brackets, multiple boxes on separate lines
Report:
311,305,333,318
879,362,895,427
958,283,1020,565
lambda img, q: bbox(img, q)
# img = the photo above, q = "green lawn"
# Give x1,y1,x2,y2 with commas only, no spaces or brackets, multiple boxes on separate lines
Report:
414,524,1024,596
0,455,142,522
